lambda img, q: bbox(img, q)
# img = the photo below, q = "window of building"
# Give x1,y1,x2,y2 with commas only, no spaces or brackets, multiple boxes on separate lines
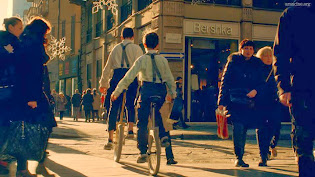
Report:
61,20,66,37
71,15,76,53
121,0,132,22
138,0,152,11
87,63,92,89
106,11,115,31
86,3,93,43
95,11,103,37
51,26,55,37
184,0,241,6
253,0,294,9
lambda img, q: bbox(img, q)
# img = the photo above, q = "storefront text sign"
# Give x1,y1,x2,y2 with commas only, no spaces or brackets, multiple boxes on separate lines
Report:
166,33,182,44
184,20,240,38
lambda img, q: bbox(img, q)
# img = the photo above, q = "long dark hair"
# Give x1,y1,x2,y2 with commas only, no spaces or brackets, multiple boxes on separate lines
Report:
24,17,51,45
3,17,22,31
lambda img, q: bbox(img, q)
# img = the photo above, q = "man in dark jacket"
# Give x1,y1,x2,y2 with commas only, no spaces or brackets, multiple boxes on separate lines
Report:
71,89,81,121
273,1,315,176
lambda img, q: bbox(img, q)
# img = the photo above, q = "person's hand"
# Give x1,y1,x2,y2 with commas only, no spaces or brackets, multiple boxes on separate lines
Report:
279,92,292,107
111,94,118,102
4,44,14,53
247,89,257,98
218,105,225,110
99,87,107,94
28,101,37,109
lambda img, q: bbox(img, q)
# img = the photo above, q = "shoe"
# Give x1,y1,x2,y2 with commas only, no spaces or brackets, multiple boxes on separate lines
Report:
235,159,249,167
166,158,178,165
125,131,134,139
258,159,268,167
104,141,113,150
16,170,36,177
0,165,9,175
160,136,170,147
182,124,190,129
137,154,148,163
173,124,181,130
271,148,277,158
36,163,55,177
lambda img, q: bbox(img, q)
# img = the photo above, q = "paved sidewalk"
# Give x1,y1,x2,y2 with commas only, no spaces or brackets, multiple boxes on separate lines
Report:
1,117,299,177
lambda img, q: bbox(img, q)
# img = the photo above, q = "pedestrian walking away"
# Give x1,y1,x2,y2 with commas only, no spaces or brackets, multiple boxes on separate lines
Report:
111,32,177,165
92,88,101,121
81,89,94,122
99,27,143,150
71,89,82,121
273,2,315,176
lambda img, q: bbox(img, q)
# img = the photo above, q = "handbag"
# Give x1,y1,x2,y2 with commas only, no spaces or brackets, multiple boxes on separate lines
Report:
229,88,255,108
1,121,50,161
216,108,229,139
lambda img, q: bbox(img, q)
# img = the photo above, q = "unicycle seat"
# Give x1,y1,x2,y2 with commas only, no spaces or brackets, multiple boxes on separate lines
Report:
149,96,162,104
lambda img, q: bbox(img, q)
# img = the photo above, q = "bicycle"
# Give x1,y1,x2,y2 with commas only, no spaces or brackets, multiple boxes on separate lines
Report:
114,92,126,162
147,96,162,176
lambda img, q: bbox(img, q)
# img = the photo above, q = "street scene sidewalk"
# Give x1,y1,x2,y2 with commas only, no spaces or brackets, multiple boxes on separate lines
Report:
10,117,298,177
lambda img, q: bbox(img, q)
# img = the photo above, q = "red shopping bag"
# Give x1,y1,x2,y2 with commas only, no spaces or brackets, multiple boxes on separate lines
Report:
216,108,229,139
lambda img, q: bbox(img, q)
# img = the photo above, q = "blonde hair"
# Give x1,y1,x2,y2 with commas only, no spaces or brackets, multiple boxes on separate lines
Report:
256,46,273,59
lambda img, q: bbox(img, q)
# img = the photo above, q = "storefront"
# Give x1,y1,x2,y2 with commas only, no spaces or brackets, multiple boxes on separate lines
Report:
183,19,240,122
59,55,79,97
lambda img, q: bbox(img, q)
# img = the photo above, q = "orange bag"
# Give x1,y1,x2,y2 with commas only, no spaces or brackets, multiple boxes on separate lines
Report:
216,108,229,139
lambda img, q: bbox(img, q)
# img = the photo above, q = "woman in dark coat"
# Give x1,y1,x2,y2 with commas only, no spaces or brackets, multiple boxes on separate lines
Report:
217,39,265,167
0,16,23,175
82,89,94,122
16,17,56,177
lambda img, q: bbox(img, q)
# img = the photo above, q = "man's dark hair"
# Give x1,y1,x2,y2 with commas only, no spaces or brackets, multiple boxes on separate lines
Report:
144,32,159,49
3,17,22,31
176,76,182,81
239,39,255,50
122,27,134,39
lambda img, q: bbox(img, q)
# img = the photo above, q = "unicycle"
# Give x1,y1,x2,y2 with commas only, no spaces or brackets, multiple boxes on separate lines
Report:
114,92,126,162
147,96,162,175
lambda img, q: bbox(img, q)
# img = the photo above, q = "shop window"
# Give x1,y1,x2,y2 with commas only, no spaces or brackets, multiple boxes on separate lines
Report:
253,41,274,53
138,0,152,11
253,0,294,9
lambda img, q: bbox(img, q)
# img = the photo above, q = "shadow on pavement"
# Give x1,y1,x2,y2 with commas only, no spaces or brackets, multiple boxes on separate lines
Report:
172,140,236,155
173,165,297,177
48,142,88,155
45,158,88,177
119,161,186,177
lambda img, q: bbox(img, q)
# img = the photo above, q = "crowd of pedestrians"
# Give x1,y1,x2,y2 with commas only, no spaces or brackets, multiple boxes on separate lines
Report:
0,2,314,177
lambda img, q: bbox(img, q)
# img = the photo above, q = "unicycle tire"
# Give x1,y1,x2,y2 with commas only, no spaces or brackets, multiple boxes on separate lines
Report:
148,129,161,175
114,123,124,162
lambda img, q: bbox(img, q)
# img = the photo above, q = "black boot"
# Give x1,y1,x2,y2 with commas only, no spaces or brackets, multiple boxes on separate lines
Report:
235,159,249,167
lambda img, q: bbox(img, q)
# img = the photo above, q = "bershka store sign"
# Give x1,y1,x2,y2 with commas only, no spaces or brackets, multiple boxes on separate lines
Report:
193,22,232,35
184,20,239,38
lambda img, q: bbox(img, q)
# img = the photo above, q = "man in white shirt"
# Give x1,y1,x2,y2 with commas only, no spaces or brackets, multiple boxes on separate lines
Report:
111,32,177,164
99,28,143,150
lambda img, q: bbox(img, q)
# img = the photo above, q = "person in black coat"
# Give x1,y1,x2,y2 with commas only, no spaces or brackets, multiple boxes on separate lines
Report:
71,89,82,121
217,39,265,167
16,17,56,177
255,46,282,166
0,16,23,176
81,89,94,122
273,2,315,176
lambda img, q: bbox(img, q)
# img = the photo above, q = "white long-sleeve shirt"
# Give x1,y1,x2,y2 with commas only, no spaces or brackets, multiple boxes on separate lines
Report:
112,50,176,98
99,39,143,88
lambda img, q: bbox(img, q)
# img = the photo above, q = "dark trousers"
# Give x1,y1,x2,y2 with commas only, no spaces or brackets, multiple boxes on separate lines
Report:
85,110,92,121
256,126,273,160
290,92,314,177
59,111,64,120
232,122,248,160
92,110,99,120
165,132,174,160
107,73,138,131
137,82,167,154
270,121,281,149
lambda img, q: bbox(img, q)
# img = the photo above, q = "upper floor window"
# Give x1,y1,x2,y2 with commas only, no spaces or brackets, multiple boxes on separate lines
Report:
138,0,153,11
121,0,132,22
253,0,294,9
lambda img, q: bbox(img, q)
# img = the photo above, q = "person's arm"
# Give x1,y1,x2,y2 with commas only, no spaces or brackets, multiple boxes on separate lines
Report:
163,59,176,98
217,54,236,107
273,9,293,95
112,57,142,98
99,48,115,89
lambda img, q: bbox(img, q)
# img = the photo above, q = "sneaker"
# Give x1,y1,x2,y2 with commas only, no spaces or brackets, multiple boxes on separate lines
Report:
166,158,178,165
235,159,249,167
258,159,268,167
271,148,277,158
182,124,190,129
16,170,36,177
125,131,134,139
104,141,113,150
137,154,148,163
160,136,170,147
